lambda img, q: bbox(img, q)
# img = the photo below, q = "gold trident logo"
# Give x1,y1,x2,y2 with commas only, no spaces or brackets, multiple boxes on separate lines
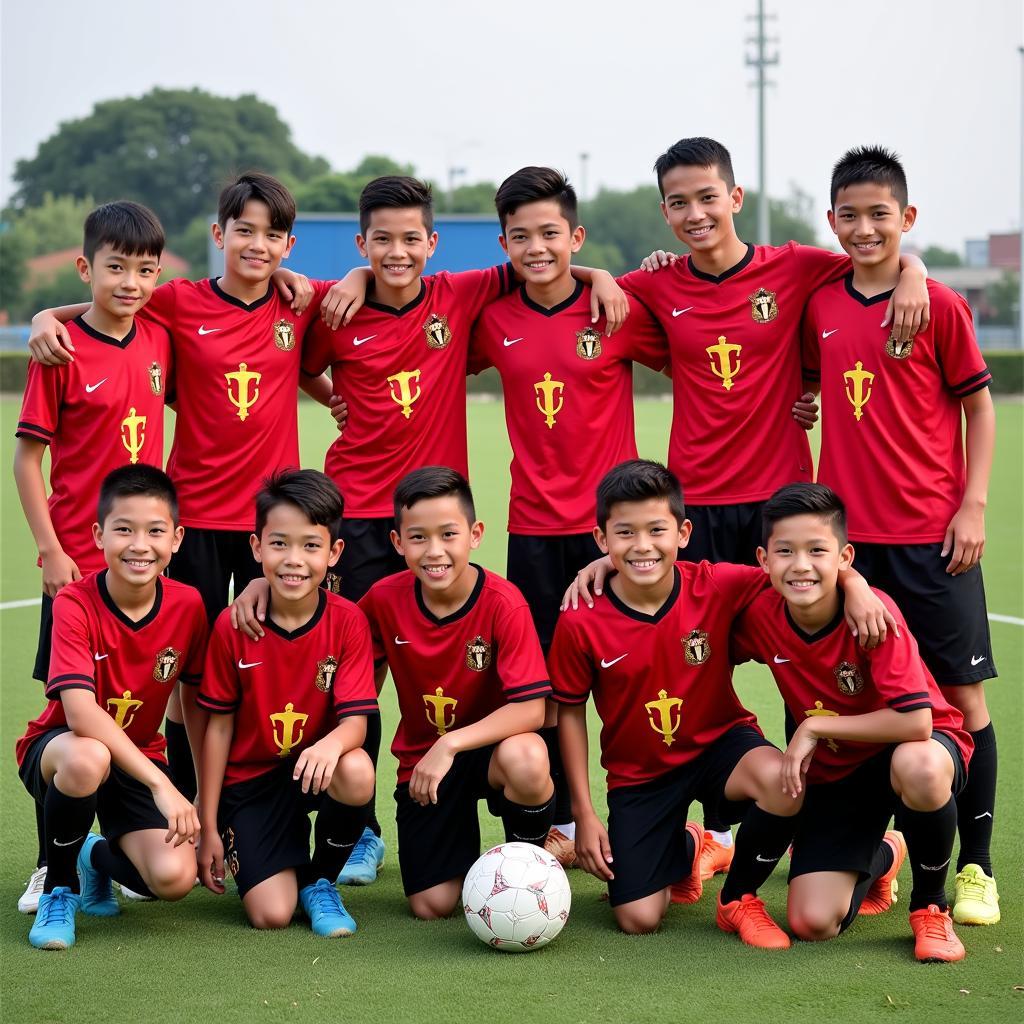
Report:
120,407,147,463
423,687,458,737
804,700,840,752
107,690,144,730
644,689,684,747
534,372,565,429
269,702,308,758
843,361,875,422
706,336,742,391
225,362,261,421
387,369,422,419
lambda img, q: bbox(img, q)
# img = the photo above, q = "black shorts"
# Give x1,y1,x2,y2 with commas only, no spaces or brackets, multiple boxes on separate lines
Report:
852,542,996,685
605,725,774,906
789,731,967,883
328,517,406,603
19,727,171,841
506,533,603,651
169,527,262,623
394,745,504,897
32,593,54,683
680,502,764,567
218,762,324,898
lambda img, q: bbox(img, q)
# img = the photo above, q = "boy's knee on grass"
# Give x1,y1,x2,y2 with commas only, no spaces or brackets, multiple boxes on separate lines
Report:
409,883,460,920
614,902,664,936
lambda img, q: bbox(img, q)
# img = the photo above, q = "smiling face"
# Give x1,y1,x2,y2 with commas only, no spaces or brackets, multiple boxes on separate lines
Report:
356,207,438,304
596,497,689,595
94,494,183,589
499,198,584,292
212,198,295,286
659,163,743,254
77,244,162,324
828,182,916,272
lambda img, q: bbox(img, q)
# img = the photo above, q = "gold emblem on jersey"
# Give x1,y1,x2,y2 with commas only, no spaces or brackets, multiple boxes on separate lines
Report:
834,661,865,696
465,635,492,672
324,572,342,594
107,690,143,730
886,330,914,360
804,700,840,751
424,687,458,736
534,372,565,428
224,827,240,877
387,369,422,419
576,326,602,360
423,313,452,350
274,319,296,351
749,287,778,323
225,362,261,421
153,646,182,683
315,655,338,693
843,361,875,421
270,702,308,758
645,689,684,747
682,628,711,665
706,335,742,391
120,407,147,463
148,362,163,395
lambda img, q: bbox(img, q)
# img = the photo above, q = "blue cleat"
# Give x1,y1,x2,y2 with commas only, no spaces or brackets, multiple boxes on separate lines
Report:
336,828,385,886
77,833,120,917
299,879,356,937
29,887,81,950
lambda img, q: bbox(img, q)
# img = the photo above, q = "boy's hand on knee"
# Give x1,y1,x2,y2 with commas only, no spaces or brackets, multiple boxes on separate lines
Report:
576,812,614,881
409,738,454,806
199,830,225,894
293,738,343,795
229,578,270,639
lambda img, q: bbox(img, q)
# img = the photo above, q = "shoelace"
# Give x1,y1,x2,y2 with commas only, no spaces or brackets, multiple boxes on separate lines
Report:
25,870,46,897
739,898,779,933
38,891,74,926
307,883,343,915
919,907,953,940
348,832,374,863
957,873,989,902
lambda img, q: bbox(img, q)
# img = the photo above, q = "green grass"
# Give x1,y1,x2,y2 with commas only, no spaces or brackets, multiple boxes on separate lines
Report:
1,398,1021,1024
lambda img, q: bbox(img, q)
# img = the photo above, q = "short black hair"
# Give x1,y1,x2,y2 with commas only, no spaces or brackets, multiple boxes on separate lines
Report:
761,483,848,547
254,469,345,543
97,464,178,527
218,171,297,232
495,166,579,231
359,176,434,235
596,459,686,529
653,137,736,196
393,466,475,527
83,201,165,264
830,145,908,209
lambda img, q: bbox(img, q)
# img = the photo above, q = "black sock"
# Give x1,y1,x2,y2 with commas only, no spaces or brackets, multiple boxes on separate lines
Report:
956,722,996,876
720,805,796,904
502,792,555,845
89,837,154,898
362,715,382,837
36,800,47,869
42,785,96,892
840,840,895,933
309,798,372,884
702,804,728,834
540,727,573,824
164,719,196,803
904,797,958,911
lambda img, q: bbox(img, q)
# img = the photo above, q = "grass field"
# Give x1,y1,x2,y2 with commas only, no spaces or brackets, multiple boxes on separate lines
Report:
1,397,1021,1024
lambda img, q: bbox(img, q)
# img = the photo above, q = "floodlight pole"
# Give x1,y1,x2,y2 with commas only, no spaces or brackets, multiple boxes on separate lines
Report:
746,0,778,245
580,152,590,203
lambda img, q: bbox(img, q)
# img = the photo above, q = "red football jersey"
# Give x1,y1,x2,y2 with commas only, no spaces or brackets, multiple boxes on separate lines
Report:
16,573,208,767
197,591,379,786
359,567,550,784
620,244,848,504
732,588,972,784
301,267,514,518
16,316,171,573
802,276,992,543
469,281,669,534
548,561,769,790
143,277,333,530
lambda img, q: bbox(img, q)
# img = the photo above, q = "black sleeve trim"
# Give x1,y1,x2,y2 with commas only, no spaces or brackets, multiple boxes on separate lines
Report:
48,672,94,687
950,367,991,392
505,680,551,698
954,378,992,398
335,699,381,712
196,694,239,712
17,420,55,437
889,691,930,706
891,700,933,713
48,681,96,697
179,674,201,687
336,706,381,719
550,688,589,706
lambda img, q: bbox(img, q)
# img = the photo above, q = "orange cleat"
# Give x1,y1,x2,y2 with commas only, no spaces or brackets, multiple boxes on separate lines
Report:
909,905,966,963
716,893,791,949
699,831,735,881
859,830,907,916
543,827,577,869
670,822,705,904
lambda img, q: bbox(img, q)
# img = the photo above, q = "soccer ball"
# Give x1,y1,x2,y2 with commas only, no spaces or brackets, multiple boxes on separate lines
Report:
462,842,571,952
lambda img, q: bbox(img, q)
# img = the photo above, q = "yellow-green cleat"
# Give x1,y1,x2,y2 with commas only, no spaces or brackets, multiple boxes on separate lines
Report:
953,864,1000,925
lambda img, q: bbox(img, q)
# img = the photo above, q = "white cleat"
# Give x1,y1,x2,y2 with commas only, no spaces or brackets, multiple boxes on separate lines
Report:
18,866,47,914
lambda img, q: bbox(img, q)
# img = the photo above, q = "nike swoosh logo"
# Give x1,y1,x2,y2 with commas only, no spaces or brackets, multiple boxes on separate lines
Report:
85,379,108,393
822,329,839,339
918,858,951,872
52,836,85,847
600,654,628,669
773,655,790,664
671,307,693,317
394,637,410,645
237,659,263,669
503,337,524,347
353,335,377,346
970,655,986,666
973,811,993,820
326,839,352,848
94,653,109,661
755,854,781,863
197,325,222,335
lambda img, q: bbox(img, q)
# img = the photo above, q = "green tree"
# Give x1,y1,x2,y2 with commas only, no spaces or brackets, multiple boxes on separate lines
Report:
445,182,497,214
11,88,329,237
3,193,95,258
11,264,89,322
734,188,818,247
981,270,1020,326
0,229,29,314
580,186,678,274
920,245,962,268
294,157,420,214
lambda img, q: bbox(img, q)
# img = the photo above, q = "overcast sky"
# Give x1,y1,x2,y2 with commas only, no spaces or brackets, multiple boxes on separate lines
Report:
2,0,1021,252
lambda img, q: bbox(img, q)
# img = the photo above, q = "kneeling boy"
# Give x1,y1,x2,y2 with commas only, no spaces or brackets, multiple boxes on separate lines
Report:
16,466,208,950
197,470,378,936
359,467,555,920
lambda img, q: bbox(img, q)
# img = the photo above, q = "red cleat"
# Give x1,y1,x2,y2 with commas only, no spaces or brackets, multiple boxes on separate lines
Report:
859,830,907,916
717,893,791,950
699,832,735,881
909,905,966,963
670,822,705,904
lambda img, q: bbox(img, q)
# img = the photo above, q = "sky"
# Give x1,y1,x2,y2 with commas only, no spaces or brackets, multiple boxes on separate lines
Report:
1,0,1021,253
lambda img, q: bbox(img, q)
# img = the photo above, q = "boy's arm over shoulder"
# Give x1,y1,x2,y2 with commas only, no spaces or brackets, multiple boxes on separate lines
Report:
929,282,993,396
547,611,594,706
704,560,771,613
449,264,517,319
861,592,932,708
330,602,380,718
138,278,183,331
618,290,669,370
728,596,772,667
789,243,849,292
300,316,339,379
492,583,551,702
196,612,242,714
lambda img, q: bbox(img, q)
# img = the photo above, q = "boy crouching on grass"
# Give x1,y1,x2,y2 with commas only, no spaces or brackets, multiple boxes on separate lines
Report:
196,470,378,937
17,466,208,950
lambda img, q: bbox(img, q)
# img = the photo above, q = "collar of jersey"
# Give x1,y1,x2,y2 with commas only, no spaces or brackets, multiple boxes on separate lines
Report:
97,570,163,632
784,591,846,644
843,272,894,307
603,564,681,624
209,277,274,312
73,315,137,350
517,278,584,318
684,242,755,285
262,589,327,641
414,563,485,626
364,280,427,317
